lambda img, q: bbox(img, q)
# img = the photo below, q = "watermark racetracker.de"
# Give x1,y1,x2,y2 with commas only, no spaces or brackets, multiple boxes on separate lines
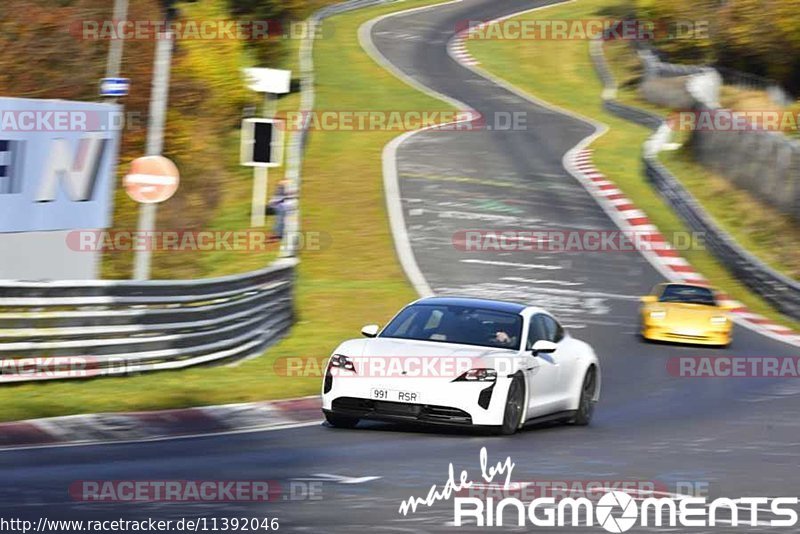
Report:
668,356,800,378
66,230,330,253
0,110,143,132
457,18,710,41
275,355,535,379
70,19,330,41
452,229,707,253
668,109,800,133
69,480,283,503
274,110,527,132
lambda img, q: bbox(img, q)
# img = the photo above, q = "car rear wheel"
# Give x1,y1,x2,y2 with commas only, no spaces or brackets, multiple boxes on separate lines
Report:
572,367,596,426
496,375,524,435
324,412,360,429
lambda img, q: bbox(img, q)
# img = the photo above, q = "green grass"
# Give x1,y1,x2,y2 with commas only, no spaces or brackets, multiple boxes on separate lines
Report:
659,144,800,280
466,0,799,331
0,0,454,422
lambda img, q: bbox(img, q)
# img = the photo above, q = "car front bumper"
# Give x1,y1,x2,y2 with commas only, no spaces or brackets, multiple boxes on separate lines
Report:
642,324,731,346
321,373,513,427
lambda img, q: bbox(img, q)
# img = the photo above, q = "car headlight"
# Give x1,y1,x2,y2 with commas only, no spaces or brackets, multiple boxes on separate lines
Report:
453,368,497,382
710,316,728,325
329,354,356,373
649,310,666,320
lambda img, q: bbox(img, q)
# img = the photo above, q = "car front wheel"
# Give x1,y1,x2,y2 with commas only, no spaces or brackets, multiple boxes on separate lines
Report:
496,375,525,435
572,367,596,426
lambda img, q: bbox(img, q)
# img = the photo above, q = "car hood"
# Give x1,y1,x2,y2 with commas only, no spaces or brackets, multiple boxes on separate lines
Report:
337,336,513,358
332,337,518,379
658,302,723,324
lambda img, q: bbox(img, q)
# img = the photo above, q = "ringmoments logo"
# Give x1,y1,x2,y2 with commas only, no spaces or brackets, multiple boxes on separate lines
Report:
398,448,800,531
594,492,638,533
452,491,799,530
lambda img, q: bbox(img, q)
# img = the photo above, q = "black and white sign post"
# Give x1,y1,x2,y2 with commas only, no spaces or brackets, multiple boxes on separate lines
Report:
102,0,128,101
241,68,290,228
134,29,174,280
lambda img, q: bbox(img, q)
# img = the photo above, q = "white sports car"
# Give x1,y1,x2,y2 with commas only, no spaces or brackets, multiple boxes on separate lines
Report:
321,296,601,435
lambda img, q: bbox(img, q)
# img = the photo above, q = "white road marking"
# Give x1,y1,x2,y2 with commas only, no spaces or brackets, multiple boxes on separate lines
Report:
500,277,581,286
461,259,562,270
0,420,322,453
477,278,640,300
310,473,382,484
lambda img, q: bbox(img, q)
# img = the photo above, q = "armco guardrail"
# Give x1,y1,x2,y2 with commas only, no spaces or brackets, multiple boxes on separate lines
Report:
0,258,297,383
643,156,800,319
590,37,800,321
589,39,662,131
0,0,397,384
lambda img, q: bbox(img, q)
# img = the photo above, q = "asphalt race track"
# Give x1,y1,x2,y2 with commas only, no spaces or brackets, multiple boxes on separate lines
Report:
1,1,798,532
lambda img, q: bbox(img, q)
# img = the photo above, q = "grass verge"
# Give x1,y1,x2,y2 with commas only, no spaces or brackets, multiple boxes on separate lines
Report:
603,40,800,280
466,0,799,331
0,0,454,422
659,141,800,280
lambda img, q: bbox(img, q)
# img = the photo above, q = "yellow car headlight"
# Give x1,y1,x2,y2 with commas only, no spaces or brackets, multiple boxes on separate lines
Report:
649,310,666,320
710,316,728,325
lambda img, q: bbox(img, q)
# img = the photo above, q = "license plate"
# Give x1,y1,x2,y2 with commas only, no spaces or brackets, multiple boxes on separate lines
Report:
677,328,700,336
370,388,419,403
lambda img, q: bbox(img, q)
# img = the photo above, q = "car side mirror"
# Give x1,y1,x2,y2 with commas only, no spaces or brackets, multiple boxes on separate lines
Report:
640,295,657,304
361,324,379,338
531,340,557,355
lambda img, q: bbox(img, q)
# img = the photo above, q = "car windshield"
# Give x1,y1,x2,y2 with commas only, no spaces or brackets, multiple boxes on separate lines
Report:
658,285,716,306
380,304,523,350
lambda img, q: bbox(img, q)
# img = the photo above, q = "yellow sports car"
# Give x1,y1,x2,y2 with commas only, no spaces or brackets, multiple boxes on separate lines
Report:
640,283,733,346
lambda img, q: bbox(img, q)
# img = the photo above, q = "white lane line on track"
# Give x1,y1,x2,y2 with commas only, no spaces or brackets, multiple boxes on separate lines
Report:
461,259,562,270
499,278,640,300
430,210,527,223
310,473,382,484
0,420,323,453
500,277,582,287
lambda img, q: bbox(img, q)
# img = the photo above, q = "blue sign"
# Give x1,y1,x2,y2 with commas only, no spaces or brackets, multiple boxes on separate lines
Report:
0,97,121,232
100,77,130,97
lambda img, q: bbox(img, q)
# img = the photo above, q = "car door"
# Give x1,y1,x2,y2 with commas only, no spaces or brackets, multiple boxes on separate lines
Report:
540,314,578,410
524,314,563,418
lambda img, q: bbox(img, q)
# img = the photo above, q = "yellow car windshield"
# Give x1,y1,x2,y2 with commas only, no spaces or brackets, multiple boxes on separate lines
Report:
658,285,716,306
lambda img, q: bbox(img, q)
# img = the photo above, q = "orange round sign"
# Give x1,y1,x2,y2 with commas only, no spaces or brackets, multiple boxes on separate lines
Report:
124,156,180,204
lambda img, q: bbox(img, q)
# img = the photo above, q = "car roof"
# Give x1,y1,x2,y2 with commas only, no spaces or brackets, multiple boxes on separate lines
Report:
413,296,528,315
659,282,714,290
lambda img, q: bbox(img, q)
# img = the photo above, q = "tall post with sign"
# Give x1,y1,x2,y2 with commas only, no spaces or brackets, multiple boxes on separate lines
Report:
133,30,175,280
241,68,290,228
102,0,129,101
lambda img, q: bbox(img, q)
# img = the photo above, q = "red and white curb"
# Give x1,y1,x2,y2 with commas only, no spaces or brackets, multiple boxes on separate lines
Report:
446,5,799,347
448,26,480,66
0,396,321,450
445,6,798,347
571,149,800,346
